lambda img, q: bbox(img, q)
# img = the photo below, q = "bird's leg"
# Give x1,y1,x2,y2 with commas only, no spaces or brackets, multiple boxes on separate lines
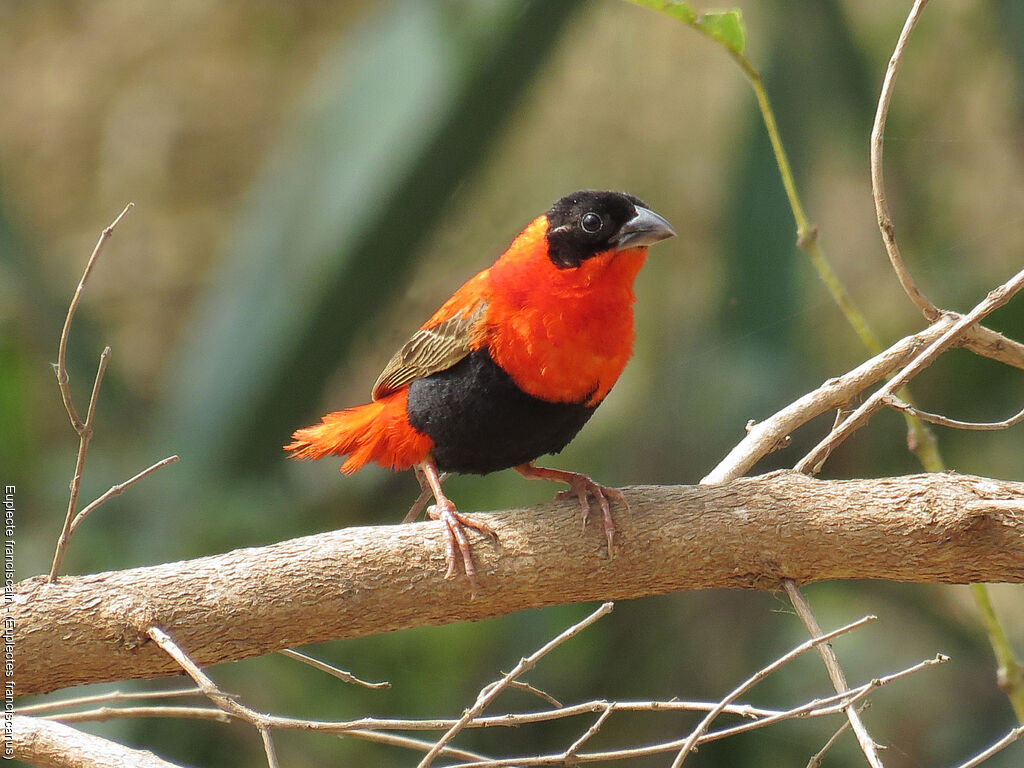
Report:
417,459,496,586
514,462,626,555
404,466,449,523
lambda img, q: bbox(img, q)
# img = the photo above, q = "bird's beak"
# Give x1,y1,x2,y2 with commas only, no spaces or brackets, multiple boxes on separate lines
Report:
611,206,676,250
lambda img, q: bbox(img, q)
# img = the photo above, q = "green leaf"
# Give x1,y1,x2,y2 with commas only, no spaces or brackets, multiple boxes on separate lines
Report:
628,0,697,24
694,10,746,55
629,1,746,56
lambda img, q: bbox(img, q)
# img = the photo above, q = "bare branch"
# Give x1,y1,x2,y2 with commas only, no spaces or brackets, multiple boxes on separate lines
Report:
435,654,945,766
48,346,111,582
884,395,1024,431
11,713,187,768
15,472,1024,697
46,203,175,584
47,698,776,733
417,602,613,768
277,648,390,689
69,455,180,535
956,325,1024,371
504,680,563,709
670,615,876,766
148,626,280,768
54,202,133,432
871,0,936,319
560,702,614,760
806,707,860,768
784,581,885,767
951,725,1024,768
703,316,955,483
47,705,231,724
17,686,203,716
796,266,1024,474
34,654,945,768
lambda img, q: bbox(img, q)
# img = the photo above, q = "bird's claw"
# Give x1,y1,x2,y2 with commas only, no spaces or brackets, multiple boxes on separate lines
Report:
516,463,626,555
565,479,618,557
425,502,495,593
554,476,625,556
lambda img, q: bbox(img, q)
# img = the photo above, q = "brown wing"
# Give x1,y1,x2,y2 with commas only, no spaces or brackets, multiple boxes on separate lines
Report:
371,301,487,400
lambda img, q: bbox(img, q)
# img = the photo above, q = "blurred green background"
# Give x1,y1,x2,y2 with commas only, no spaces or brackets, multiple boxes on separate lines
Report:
3,0,1024,765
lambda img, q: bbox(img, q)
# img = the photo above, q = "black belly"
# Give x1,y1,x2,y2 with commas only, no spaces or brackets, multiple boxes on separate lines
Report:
406,349,598,474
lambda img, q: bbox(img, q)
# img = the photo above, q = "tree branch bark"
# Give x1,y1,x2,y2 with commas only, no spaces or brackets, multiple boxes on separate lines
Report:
14,471,1024,697
12,714,190,768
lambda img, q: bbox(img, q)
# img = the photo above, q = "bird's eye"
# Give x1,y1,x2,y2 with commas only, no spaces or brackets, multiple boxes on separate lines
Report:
580,212,602,234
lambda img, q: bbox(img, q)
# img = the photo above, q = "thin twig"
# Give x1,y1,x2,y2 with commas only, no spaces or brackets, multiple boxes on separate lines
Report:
148,626,280,768
784,581,885,768
341,730,491,762
704,655,945,742
48,346,111,582
871,0,937,320
670,614,876,767
17,686,203,716
69,455,180,535
55,202,134,431
703,316,954,483
43,699,780,732
951,724,1024,768
438,652,946,767
278,648,390,689
561,702,615,760
48,203,137,582
806,706,864,768
48,706,231,724
796,266,1024,474
884,395,1024,431
44,655,944,768
505,680,562,709
46,698,778,732
417,602,614,768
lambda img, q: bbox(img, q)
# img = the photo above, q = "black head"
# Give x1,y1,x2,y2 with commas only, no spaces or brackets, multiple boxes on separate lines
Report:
544,190,675,269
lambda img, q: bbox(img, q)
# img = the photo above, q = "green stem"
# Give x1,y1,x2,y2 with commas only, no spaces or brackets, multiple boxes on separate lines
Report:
736,42,1021,723
972,583,1024,722
632,0,1022,723
733,26,1022,725
730,48,946,473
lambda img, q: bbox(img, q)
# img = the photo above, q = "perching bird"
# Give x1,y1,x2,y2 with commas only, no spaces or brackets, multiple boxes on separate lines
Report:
286,190,675,585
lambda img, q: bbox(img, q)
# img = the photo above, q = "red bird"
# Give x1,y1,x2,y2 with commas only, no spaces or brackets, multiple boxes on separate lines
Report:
286,190,675,584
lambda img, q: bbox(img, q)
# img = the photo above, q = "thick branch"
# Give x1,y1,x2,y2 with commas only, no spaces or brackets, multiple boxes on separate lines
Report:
14,471,1024,696
12,714,188,768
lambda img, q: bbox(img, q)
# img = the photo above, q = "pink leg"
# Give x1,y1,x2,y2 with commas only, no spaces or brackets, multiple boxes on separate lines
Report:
404,466,449,524
514,462,626,555
417,459,495,588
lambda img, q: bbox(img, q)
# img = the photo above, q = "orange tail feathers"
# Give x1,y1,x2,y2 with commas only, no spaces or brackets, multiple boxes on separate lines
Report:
285,390,432,474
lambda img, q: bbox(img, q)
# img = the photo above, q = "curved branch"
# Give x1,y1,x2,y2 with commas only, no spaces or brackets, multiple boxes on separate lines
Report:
703,315,956,484
871,0,938,319
12,714,187,768
13,471,1024,697
796,267,1024,474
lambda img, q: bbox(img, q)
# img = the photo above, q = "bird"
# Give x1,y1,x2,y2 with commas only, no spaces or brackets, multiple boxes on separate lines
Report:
286,190,675,586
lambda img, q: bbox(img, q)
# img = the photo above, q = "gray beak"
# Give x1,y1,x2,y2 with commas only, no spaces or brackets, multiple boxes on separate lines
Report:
611,205,676,250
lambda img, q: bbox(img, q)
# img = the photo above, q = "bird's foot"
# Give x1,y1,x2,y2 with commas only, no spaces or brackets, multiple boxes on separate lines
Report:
425,501,495,589
415,459,495,593
514,463,625,555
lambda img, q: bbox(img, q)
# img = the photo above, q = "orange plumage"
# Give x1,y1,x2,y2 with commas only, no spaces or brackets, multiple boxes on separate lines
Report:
286,191,675,585
287,390,431,474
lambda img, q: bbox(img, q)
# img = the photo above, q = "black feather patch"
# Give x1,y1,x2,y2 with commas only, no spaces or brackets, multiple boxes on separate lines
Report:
545,190,645,269
406,349,598,474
